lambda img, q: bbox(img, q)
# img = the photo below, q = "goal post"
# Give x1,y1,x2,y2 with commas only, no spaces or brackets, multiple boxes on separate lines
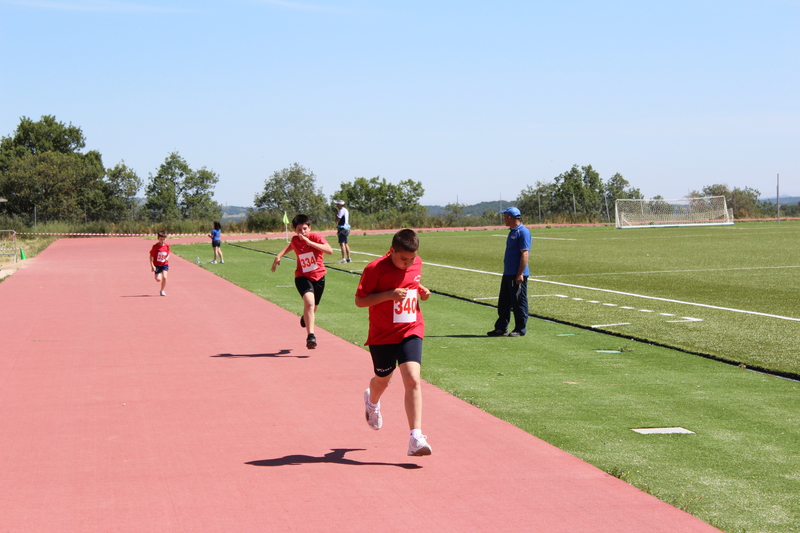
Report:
615,196,734,229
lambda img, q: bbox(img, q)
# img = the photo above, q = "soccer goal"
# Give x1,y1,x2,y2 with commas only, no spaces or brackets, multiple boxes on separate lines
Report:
615,196,733,228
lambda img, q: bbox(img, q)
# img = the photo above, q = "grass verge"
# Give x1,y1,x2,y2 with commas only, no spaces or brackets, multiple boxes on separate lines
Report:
174,238,800,533
0,235,58,281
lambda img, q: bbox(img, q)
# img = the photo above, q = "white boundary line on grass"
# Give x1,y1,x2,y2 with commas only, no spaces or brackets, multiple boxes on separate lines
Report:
351,251,800,322
530,278,800,322
539,264,800,278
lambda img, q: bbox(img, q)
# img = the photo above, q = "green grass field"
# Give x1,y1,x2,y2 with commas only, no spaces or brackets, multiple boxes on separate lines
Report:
175,222,800,533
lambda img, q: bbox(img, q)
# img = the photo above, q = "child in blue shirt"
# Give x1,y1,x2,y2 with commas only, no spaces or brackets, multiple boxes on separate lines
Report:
208,221,224,264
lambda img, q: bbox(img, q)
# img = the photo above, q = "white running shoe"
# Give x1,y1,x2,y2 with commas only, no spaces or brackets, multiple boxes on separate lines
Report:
160,290,166,296
209,260,216,264
364,388,382,430
337,258,347,264
408,434,432,456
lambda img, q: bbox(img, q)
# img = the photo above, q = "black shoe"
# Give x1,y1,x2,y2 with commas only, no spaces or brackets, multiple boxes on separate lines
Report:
306,334,317,349
300,316,306,328
507,331,525,337
487,329,507,337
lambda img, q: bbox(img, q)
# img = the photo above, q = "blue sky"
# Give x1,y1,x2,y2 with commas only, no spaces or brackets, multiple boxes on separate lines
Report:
1,0,798,207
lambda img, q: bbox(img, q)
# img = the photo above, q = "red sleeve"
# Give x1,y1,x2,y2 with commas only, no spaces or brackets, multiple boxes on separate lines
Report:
310,233,327,246
356,260,379,298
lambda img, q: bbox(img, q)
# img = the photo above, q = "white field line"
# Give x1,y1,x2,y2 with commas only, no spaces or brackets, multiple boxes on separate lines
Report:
538,265,800,278
494,236,578,241
532,278,800,322
351,251,800,322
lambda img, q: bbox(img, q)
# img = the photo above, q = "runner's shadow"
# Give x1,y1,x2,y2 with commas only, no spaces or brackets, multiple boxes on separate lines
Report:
246,448,421,469
212,350,309,359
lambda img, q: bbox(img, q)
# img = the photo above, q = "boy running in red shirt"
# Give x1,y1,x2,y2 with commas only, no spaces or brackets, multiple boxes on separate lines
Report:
149,230,170,296
271,214,333,349
355,229,432,456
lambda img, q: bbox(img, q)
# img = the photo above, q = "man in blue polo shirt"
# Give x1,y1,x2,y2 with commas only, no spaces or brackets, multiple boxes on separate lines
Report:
487,206,531,337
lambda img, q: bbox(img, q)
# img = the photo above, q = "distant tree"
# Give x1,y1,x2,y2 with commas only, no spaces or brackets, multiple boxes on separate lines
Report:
730,186,761,218
332,176,425,216
689,184,730,199
516,181,557,222
603,172,642,221
105,161,142,223
551,165,604,217
333,177,383,214
144,152,221,222
0,115,85,172
517,166,637,223
444,201,465,219
253,163,327,222
690,183,762,219
579,164,604,216
144,152,186,222
0,115,107,222
552,165,584,215
648,195,671,212
396,179,426,212
181,167,221,220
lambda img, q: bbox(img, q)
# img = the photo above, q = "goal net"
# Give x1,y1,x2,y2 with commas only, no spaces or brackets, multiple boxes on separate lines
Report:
615,196,733,228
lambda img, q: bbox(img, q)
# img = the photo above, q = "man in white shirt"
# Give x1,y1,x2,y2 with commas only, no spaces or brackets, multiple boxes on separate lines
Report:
335,199,351,263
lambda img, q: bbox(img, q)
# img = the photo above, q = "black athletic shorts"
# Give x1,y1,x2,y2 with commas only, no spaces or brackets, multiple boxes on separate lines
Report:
368,335,423,377
294,276,325,305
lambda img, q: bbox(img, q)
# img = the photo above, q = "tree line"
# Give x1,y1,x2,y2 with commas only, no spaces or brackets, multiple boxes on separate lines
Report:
0,115,785,234
0,116,221,233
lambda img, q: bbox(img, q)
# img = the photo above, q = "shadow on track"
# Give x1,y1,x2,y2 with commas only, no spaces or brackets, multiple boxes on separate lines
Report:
246,448,422,469
212,350,309,359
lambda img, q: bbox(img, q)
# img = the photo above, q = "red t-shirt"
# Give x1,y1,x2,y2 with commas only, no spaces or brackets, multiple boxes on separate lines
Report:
150,243,170,266
291,233,328,281
356,253,425,345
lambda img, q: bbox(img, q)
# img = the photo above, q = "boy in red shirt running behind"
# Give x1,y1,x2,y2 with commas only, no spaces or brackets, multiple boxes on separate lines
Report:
355,229,432,456
271,214,333,349
149,230,170,296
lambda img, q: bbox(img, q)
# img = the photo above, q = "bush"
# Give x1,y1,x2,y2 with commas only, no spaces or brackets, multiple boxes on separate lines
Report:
244,210,283,233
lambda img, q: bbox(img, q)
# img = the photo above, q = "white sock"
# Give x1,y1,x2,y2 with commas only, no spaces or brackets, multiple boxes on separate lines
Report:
410,429,423,439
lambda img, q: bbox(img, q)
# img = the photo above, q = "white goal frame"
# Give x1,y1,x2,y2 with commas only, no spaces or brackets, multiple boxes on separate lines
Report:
615,196,734,229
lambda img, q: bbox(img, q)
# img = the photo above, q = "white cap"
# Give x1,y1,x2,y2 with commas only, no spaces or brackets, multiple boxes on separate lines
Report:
335,199,345,205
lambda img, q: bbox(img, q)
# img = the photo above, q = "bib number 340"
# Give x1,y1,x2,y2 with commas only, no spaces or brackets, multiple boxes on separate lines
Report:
393,289,418,323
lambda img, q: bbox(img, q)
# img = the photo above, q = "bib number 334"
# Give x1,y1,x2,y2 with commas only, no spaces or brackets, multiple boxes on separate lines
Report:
298,252,318,273
393,289,418,323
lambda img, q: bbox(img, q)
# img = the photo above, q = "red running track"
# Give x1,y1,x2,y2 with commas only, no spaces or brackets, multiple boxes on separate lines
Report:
0,237,721,532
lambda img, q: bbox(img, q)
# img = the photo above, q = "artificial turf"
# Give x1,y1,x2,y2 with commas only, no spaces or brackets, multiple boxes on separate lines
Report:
175,224,800,533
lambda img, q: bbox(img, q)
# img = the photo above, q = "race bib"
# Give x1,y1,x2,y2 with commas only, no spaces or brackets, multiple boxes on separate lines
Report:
298,251,318,273
157,251,168,263
393,289,418,323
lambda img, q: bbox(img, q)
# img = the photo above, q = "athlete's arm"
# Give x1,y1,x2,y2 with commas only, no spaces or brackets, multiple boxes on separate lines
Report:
418,284,431,301
516,250,529,284
355,288,408,308
299,235,333,255
271,242,294,272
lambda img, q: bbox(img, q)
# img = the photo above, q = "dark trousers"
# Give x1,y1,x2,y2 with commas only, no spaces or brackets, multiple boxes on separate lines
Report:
494,275,528,334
